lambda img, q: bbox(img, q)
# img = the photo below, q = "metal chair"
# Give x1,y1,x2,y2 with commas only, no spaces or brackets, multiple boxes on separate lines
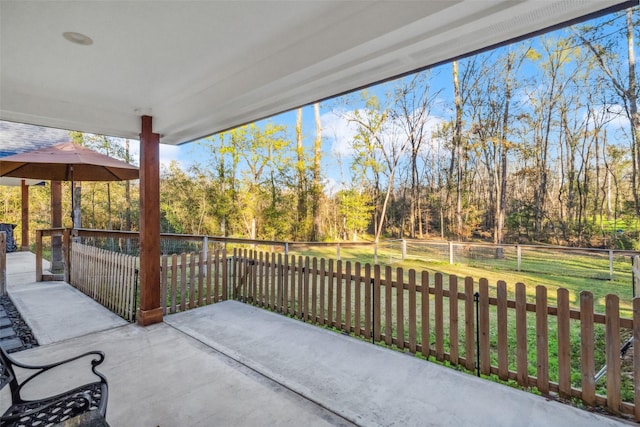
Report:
0,345,108,427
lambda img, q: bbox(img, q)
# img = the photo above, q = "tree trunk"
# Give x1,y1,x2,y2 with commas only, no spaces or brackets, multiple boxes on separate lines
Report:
295,108,306,238
496,53,513,247
312,103,323,241
453,61,464,239
627,10,640,214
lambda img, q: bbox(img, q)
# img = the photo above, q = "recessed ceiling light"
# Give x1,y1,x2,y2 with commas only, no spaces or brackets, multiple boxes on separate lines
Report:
62,32,93,46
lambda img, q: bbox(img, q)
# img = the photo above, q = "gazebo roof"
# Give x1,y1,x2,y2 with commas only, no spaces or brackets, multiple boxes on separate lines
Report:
0,122,68,158
0,1,636,146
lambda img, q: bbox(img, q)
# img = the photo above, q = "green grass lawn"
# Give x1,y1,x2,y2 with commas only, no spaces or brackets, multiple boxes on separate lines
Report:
288,244,634,317
282,244,638,405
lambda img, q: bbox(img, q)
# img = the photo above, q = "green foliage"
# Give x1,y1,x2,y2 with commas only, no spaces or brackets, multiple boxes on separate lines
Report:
7,9,640,248
337,189,373,240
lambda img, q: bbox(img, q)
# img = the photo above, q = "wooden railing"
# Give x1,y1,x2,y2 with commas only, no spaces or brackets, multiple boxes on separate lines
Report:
230,248,640,421
26,229,640,419
70,242,138,321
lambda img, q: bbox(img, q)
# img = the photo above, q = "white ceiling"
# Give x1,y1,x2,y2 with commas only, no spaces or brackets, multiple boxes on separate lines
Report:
0,0,636,146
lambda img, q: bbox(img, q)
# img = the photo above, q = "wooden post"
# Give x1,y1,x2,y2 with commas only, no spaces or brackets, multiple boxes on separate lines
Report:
51,180,63,273
497,280,508,380
515,282,528,386
399,239,405,261
609,250,614,280
605,294,621,414
580,291,596,405
63,228,71,283
464,277,474,371
35,230,43,281
374,241,378,265
421,271,430,359
137,115,163,326
435,273,444,360
479,278,490,375
557,288,571,398
396,266,404,350
449,275,458,365
536,285,549,395
21,180,29,251
633,298,640,422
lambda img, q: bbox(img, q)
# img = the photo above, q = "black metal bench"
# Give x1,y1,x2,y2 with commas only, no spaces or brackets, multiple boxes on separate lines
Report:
0,345,108,427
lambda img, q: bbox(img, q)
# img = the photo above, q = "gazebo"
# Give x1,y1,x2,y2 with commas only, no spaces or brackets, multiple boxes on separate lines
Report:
0,122,69,250
0,0,636,326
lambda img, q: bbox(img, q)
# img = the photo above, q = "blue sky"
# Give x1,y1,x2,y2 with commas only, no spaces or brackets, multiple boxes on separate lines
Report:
158,61,454,193
10,8,632,193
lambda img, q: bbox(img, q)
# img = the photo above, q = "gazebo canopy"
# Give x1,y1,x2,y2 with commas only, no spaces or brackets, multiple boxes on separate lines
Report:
1,1,635,146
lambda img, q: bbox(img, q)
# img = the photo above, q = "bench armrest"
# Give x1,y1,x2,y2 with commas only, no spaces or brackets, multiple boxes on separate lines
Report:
5,350,107,403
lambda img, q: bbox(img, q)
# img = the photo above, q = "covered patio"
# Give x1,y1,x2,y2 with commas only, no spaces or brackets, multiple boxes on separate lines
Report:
1,251,629,426
2,1,639,425
1,0,637,326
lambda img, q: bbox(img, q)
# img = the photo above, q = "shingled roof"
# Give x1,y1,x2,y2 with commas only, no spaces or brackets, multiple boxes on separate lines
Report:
0,121,69,158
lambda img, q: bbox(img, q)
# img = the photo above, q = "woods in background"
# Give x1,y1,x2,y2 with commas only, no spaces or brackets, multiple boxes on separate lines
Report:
2,9,639,249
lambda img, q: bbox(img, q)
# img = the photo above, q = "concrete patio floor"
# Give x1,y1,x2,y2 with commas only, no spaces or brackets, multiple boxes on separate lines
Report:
1,252,634,426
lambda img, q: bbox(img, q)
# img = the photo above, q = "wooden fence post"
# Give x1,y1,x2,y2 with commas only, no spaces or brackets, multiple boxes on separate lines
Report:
605,294,621,414
557,288,571,398
434,274,444,360
401,239,407,261
384,265,393,346
536,285,549,394
421,271,430,359
609,250,614,280
35,230,42,282
222,248,228,301
478,278,490,375
449,275,458,365
396,266,404,351
464,277,474,371
496,280,508,380
515,282,528,386
408,269,416,353
633,297,640,422
449,241,454,265
203,236,208,263
580,291,596,406
63,228,71,283
373,264,381,343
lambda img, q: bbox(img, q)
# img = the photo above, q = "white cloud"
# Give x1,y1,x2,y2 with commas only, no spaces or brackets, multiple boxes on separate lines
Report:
584,104,631,141
596,104,629,128
159,144,182,167
321,109,359,157
321,108,447,160
322,177,346,196
105,139,184,169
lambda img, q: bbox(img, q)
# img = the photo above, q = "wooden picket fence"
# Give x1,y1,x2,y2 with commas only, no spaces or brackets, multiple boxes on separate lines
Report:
65,243,640,419
159,250,228,314
70,242,138,321
229,248,640,420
